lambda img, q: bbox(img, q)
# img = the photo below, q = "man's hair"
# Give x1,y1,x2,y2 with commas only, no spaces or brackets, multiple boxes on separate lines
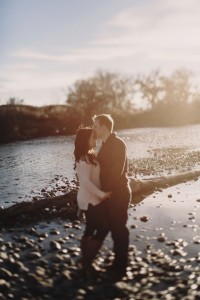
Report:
92,114,114,131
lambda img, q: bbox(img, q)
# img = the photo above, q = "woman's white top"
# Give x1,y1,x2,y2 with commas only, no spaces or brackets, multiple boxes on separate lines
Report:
76,159,104,210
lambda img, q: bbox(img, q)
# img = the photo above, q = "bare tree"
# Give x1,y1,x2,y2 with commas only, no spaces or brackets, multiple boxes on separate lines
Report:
66,70,134,123
162,69,193,104
134,70,164,109
7,97,24,105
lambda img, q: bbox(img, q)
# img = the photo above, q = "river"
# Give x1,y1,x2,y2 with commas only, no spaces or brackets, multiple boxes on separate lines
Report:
0,124,200,208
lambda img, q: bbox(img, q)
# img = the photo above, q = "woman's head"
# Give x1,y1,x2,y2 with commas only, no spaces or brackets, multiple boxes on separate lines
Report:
74,127,97,163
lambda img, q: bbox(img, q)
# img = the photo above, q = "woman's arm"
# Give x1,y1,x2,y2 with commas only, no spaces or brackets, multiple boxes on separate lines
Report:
77,160,110,200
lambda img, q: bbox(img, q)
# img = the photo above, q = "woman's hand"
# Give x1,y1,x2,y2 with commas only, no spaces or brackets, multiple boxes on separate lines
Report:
100,191,112,201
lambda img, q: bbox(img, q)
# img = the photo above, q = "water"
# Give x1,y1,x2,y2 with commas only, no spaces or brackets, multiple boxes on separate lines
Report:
122,124,200,158
0,125,200,208
0,136,75,207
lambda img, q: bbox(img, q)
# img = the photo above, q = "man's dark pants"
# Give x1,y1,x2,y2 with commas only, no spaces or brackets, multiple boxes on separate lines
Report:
105,185,131,272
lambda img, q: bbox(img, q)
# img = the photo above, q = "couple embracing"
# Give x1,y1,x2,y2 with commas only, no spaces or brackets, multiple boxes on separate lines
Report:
74,114,132,282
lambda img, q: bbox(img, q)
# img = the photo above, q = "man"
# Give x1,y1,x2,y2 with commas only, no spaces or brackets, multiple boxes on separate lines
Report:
92,114,132,281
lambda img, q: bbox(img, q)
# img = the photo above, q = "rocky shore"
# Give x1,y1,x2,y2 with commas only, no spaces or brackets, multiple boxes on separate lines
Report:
0,148,200,299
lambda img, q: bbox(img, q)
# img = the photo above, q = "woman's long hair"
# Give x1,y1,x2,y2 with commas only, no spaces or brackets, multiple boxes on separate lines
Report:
74,127,97,167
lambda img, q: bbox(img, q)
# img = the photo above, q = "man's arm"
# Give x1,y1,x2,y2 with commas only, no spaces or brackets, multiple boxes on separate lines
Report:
101,141,126,191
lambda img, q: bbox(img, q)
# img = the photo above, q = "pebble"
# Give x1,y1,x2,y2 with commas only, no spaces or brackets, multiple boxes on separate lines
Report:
50,241,62,250
0,268,12,279
50,229,60,235
193,238,200,244
0,165,199,299
39,232,48,238
130,224,137,229
35,266,46,277
0,279,11,291
26,251,41,260
140,216,149,222
157,234,166,242
62,270,72,280
0,252,8,260
27,227,37,235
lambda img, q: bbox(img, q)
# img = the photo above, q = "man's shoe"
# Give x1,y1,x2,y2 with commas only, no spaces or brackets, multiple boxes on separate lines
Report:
80,265,99,280
106,267,127,283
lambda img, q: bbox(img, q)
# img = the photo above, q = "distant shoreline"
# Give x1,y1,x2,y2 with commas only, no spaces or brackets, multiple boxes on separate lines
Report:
1,104,200,144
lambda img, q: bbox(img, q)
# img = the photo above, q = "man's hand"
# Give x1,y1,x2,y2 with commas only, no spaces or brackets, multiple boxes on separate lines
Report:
101,191,112,201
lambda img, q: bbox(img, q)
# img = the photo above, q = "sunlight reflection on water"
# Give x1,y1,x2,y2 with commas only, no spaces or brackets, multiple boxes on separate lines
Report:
120,125,200,159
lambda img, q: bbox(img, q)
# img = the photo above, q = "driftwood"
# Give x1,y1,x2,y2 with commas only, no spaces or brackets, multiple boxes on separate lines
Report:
0,171,200,226
0,189,78,226
130,170,200,204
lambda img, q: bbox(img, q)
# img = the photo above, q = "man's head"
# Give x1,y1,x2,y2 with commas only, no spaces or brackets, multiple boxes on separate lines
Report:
92,114,114,140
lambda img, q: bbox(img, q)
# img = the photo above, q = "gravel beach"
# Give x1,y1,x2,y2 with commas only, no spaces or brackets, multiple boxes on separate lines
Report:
0,148,200,300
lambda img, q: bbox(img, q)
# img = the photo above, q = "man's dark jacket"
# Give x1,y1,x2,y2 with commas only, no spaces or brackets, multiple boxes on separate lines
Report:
97,132,129,195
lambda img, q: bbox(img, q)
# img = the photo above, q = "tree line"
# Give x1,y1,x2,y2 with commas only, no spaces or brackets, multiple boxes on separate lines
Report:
65,68,200,127
1,68,200,143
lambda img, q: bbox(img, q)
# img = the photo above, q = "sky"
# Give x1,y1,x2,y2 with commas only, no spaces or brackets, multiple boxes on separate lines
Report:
1,0,200,106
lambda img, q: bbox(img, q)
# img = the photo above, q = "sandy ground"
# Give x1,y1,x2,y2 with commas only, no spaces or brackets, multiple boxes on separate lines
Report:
0,178,199,299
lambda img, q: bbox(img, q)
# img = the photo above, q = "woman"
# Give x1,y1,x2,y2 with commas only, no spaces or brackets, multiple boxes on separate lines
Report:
74,127,111,276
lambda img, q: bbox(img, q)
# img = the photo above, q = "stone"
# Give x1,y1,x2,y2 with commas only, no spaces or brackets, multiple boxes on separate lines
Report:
26,251,42,260
50,241,62,250
0,279,11,291
140,216,149,222
0,268,12,279
50,229,60,235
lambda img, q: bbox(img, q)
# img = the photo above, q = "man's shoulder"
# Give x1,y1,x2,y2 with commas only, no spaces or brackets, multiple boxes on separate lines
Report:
110,132,126,147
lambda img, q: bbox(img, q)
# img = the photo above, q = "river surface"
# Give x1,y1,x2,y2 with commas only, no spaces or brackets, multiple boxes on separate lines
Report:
0,125,200,208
